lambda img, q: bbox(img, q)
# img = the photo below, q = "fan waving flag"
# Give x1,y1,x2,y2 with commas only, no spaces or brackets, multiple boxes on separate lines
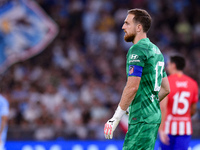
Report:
0,0,58,74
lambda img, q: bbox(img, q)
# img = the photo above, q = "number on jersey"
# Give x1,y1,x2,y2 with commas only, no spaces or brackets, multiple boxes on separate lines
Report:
172,91,190,115
154,61,164,91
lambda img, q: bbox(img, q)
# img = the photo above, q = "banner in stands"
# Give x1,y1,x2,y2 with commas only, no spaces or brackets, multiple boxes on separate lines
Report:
0,0,58,73
5,140,200,150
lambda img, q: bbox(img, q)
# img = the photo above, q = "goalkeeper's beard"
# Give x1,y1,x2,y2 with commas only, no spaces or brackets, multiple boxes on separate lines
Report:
124,32,135,42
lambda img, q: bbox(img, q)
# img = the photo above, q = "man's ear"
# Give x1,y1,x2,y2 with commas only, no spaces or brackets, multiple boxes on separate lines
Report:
136,24,142,32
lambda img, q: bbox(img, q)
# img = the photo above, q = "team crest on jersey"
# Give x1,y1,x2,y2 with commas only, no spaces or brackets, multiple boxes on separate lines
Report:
128,65,143,77
129,65,134,75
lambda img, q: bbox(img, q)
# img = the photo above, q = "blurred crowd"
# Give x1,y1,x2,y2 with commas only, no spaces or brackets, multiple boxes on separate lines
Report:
1,0,200,140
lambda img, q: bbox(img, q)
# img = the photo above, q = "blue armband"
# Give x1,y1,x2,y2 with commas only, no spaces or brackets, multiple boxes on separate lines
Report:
128,65,143,77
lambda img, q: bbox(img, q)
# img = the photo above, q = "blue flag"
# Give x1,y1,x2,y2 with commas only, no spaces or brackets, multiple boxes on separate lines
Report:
0,0,58,73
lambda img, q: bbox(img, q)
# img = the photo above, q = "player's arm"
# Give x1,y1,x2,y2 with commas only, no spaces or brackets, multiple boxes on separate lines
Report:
158,77,170,144
0,115,8,143
104,76,141,139
158,77,170,102
159,96,170,145
104,62,142,139
0,116,8,136
119,76,140,110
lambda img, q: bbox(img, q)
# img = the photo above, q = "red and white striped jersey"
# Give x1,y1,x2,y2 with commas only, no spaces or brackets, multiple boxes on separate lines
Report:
163,74,199,135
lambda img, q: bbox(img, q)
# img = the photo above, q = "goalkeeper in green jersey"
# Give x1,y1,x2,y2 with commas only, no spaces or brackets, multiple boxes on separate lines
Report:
104,9,170,150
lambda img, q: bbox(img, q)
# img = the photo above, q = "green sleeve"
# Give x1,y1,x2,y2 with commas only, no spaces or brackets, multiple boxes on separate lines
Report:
127,45,147,67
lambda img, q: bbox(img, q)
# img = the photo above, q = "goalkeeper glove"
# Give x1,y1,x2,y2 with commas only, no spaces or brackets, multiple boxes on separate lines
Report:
104,106,126,139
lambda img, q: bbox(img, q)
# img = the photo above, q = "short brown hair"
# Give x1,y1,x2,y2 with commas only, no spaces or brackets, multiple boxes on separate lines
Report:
128,8,152,33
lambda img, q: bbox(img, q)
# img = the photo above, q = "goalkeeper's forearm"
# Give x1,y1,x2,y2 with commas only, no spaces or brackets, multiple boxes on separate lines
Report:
119,85,138,111
104,85,137,139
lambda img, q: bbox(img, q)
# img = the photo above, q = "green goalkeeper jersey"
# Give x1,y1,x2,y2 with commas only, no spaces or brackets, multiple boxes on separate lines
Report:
126,38,167,124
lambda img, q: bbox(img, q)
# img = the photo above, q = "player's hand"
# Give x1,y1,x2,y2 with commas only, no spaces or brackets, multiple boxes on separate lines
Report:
159,130,170,145
104,106,126,139
104,117,120,139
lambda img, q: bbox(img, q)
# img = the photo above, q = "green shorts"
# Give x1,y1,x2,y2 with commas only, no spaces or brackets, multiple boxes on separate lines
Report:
123,122,160,150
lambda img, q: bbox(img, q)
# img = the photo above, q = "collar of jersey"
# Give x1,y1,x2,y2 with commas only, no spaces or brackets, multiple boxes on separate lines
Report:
137,38,150,45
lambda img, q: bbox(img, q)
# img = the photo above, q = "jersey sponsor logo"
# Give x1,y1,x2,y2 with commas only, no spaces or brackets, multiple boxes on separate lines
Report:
129,60,140,63
176,81,188,88
130,54,139,59
129,54,140,63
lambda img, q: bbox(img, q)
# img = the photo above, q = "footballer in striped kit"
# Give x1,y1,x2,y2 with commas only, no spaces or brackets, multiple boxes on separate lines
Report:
159,55,199,150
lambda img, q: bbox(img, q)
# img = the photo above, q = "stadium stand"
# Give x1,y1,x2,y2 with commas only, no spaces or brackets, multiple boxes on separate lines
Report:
1,0,200,140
